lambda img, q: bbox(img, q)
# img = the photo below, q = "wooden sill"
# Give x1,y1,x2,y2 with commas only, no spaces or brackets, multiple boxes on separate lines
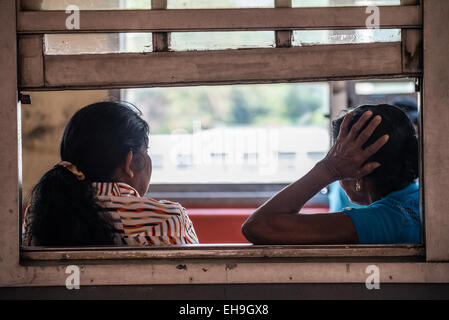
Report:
21,244,425,261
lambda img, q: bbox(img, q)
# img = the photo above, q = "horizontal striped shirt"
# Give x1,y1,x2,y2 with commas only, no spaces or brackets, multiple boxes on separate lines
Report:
22,182,199,246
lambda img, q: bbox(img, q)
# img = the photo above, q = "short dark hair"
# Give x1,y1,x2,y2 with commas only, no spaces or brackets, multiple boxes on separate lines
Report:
332,104,418,196
389,97,418,126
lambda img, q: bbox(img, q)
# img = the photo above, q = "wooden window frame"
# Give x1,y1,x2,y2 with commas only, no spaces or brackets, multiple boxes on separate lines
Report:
2,0,449,288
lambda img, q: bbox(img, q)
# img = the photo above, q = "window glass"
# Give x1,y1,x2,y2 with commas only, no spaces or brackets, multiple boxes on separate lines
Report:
292,29,401,46
44,33,152,55
21,0,402,10
167,0,274,9
21,0,151,10
170,31,275,51
355,81,416,95
43,29,400,56
292,0,400,7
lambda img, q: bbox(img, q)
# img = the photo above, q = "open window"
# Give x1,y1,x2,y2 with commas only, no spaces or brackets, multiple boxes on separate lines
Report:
20,79,419,244
9,0,449,287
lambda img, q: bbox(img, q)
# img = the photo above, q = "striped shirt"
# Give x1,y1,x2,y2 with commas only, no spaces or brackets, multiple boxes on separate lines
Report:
22,182,199,246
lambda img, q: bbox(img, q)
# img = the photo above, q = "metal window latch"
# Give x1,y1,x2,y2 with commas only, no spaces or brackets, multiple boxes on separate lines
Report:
415,78,421,93
19,93,31,104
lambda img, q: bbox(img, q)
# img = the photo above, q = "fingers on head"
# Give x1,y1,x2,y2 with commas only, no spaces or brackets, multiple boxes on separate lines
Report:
363,134,389,158
348,111,373,140
339,112,353,138
357,115,382,145
357,162,381,178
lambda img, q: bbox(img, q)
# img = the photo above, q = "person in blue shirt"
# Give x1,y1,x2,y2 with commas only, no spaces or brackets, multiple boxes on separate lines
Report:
327,97,419,213
343,183,419,244
242,104,420,245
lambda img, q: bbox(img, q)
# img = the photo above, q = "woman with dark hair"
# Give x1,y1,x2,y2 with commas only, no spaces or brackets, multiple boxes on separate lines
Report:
242,104,420,244
22,101,198,246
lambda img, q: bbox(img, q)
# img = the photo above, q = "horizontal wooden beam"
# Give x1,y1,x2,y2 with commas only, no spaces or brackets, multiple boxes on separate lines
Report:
21,244,424,261
19,42,420,90
17,6,422,33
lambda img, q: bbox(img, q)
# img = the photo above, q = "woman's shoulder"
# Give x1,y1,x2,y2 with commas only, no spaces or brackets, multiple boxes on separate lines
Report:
156,198,185,208
102,194,186,213
342,183,421,243
342,184,420,226
143,197,186,212
372,183,419,213
93,182,187,214
94,182,177,203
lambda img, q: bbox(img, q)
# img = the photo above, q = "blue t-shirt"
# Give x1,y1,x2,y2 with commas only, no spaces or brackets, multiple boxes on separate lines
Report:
343,183,421,244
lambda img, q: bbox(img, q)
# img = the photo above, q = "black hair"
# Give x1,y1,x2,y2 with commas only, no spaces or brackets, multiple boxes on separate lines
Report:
332,104,418,197
389,97,419,126
29,101,150,246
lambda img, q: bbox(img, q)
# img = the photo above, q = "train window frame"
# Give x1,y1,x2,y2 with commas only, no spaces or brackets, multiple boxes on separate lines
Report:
3,0,449,288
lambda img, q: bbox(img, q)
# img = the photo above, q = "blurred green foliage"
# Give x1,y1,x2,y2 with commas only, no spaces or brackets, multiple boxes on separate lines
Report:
128,83,329,134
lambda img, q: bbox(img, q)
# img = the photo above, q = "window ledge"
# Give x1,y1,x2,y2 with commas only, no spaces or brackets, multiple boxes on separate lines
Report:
21,244,425,262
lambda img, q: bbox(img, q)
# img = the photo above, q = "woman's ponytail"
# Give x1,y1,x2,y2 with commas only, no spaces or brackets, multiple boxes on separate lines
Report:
30,165,116,246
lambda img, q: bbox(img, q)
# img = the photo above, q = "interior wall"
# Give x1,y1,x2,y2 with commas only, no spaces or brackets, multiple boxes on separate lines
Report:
19,0,123,205
21,90,114,204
